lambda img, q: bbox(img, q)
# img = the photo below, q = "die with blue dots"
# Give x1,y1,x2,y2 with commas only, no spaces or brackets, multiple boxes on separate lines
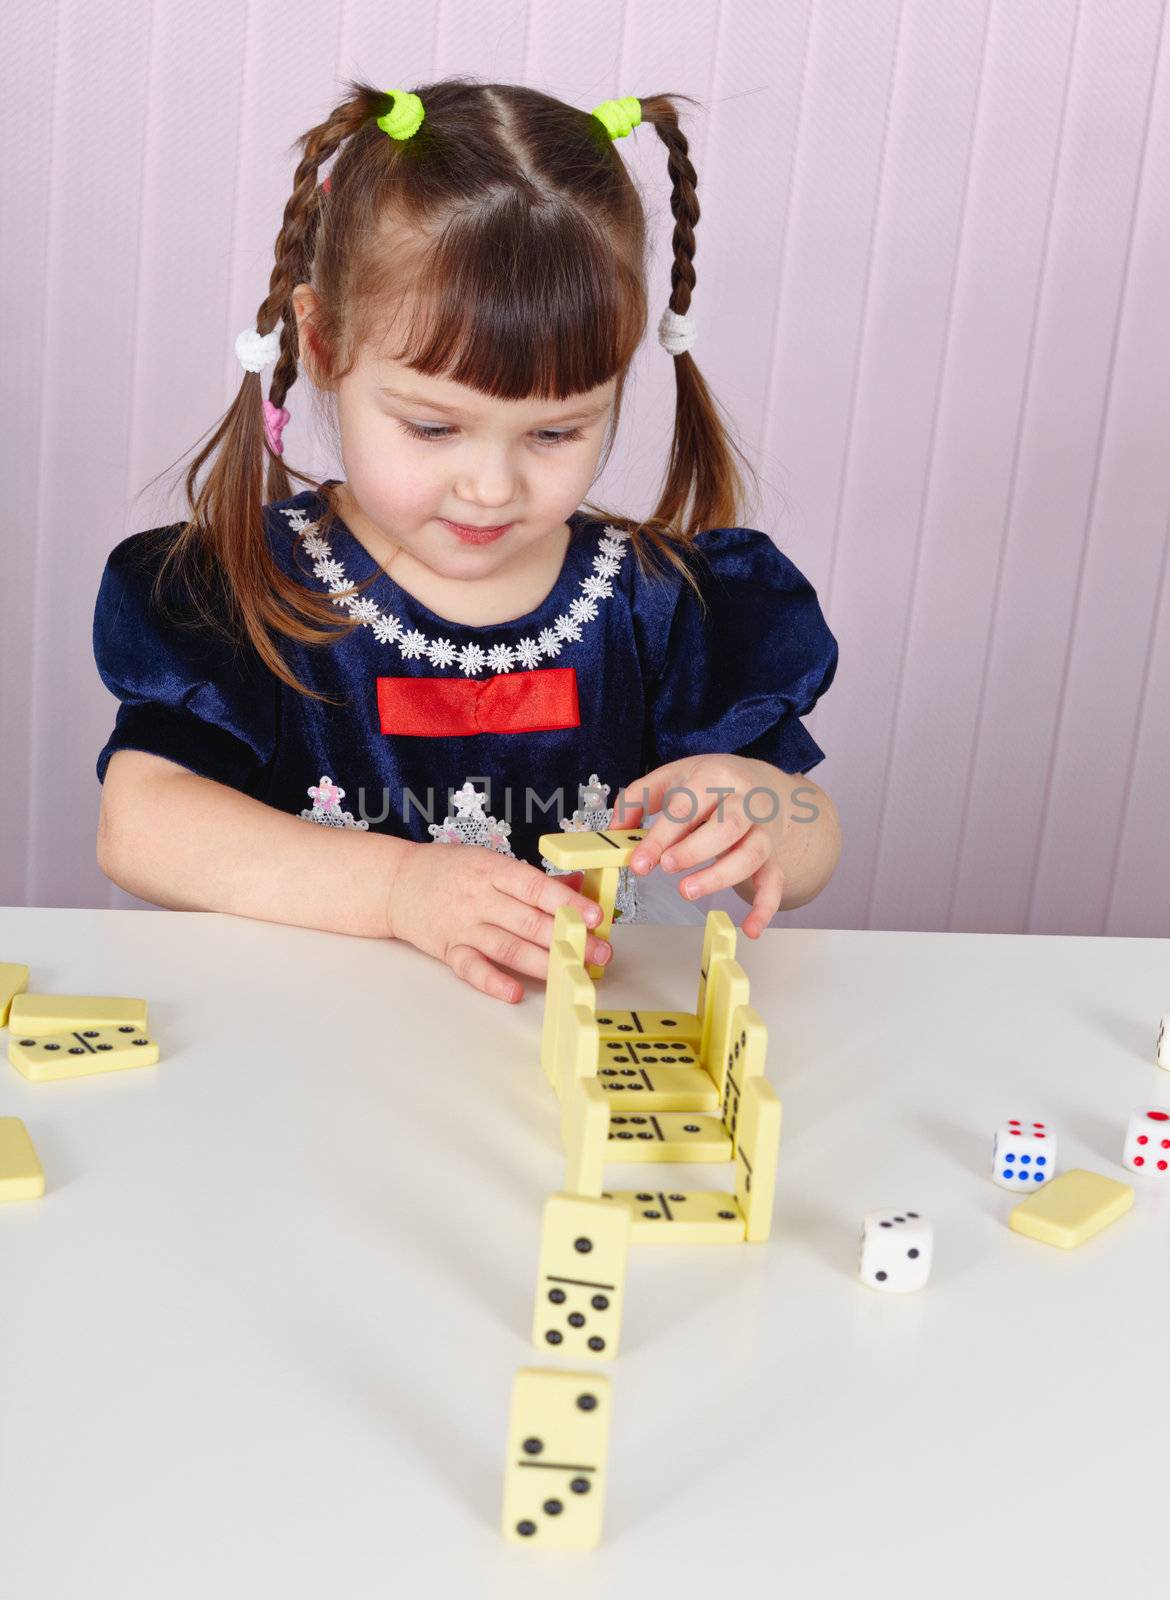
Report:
992,1118,1057,1192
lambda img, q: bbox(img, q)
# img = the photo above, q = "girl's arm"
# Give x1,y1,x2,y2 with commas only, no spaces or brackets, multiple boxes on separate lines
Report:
97,749,410,938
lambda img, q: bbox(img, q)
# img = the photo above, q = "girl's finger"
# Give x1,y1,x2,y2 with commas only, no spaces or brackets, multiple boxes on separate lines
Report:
445,941,528,1004
658,810,754,875
628,790,739,876
676,829,772,903
509,864,602,930
741,862,785,938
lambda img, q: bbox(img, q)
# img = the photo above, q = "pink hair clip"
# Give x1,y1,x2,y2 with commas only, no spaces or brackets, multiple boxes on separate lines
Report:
263,398,290,455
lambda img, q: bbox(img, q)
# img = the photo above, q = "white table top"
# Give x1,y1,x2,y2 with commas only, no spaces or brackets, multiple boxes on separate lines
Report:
1,906,1167,1597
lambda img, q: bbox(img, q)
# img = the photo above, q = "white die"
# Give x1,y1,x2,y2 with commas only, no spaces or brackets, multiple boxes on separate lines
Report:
992,1118,1056,1191
1122,1107,1170,1175
859,1210,932,1293
1157,1015,1170,1070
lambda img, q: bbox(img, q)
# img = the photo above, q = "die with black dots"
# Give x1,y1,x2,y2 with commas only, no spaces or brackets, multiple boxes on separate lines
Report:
859,1210,933,1293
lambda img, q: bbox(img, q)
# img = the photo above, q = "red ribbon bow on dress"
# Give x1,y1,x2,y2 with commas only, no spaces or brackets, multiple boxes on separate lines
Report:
377,666,580,737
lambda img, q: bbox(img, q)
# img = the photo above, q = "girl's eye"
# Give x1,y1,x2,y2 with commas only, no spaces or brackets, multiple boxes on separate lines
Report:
397,421,586,448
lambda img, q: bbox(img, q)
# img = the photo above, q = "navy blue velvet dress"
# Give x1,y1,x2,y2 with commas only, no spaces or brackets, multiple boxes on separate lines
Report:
93,482,838,921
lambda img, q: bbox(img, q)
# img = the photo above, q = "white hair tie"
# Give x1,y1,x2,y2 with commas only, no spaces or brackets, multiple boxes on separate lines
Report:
658,305,697,356
235,325,282,373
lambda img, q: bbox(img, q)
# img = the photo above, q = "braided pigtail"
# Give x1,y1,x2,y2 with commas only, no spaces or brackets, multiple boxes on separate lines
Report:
154,88,392,699
627,95,761,560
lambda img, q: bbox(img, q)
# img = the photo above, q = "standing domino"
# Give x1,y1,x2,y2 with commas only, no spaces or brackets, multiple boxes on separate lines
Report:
501,1368,612,1549
992,1118,1056,1191
859,1210,933,1292
0,1118,44,1202
0,964,30,1028
532,1194,631,1359
1122,1107,1170,1175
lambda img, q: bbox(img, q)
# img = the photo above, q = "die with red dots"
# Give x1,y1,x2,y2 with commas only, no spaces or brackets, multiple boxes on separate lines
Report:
1122,1107,1170,1175
859,1210,933,1293
992,1118,1056,1192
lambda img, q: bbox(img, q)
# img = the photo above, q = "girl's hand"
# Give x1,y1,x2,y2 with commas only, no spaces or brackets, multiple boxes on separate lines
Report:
616,755,788,938
385,842,611,1004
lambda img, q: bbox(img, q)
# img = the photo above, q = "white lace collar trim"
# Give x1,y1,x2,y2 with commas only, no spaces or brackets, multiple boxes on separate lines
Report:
278,502,631,679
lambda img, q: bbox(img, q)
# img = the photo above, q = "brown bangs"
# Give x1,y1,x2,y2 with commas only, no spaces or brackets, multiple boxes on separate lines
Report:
363,205,646,403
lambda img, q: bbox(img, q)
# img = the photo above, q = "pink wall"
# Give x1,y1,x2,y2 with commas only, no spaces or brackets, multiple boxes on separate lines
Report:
2,0,1167,934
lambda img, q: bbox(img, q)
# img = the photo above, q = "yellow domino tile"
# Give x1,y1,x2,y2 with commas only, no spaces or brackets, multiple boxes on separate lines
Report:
722,1003,768,1155
0,964,30,1028
734,1075,782,1242
552,903,589,961
532,1194,631,1361
1009,1168,1134,1249
703,959,752,1097
553,968,599,1099
542,939,590,1087
0,1118,45,1201
502,1367,612,1549
8,1025,159,1082
538,829,646,872
595,1037,719,1111
606,1111,731,1162
594,1060,719,1112
561,1062,610,1199
606,1187,746,1244
8,993,148,1038
695,909,737,1026
580,866,619,980
594,1008,702,1045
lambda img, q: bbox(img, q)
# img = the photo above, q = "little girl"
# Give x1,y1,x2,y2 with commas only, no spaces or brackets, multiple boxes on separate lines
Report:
93,79,841,1007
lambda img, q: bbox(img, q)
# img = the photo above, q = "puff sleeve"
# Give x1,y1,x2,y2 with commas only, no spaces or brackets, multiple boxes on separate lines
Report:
93,529,279,793
637,526,838,776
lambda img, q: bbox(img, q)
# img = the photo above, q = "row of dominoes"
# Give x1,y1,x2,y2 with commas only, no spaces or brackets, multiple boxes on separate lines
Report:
550,901,782,1241
0,963,160,1204
502,830,786,1548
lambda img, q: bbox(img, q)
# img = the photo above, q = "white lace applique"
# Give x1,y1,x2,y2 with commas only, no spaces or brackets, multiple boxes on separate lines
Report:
279,503,632,677
540,772,640,925
427,781,515,856
298,775,370,830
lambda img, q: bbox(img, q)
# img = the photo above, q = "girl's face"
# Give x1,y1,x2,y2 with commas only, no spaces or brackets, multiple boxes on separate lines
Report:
293,286,617,581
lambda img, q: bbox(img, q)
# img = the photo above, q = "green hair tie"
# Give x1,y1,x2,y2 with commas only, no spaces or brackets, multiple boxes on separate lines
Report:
591,96,642,140
376,90,426,141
